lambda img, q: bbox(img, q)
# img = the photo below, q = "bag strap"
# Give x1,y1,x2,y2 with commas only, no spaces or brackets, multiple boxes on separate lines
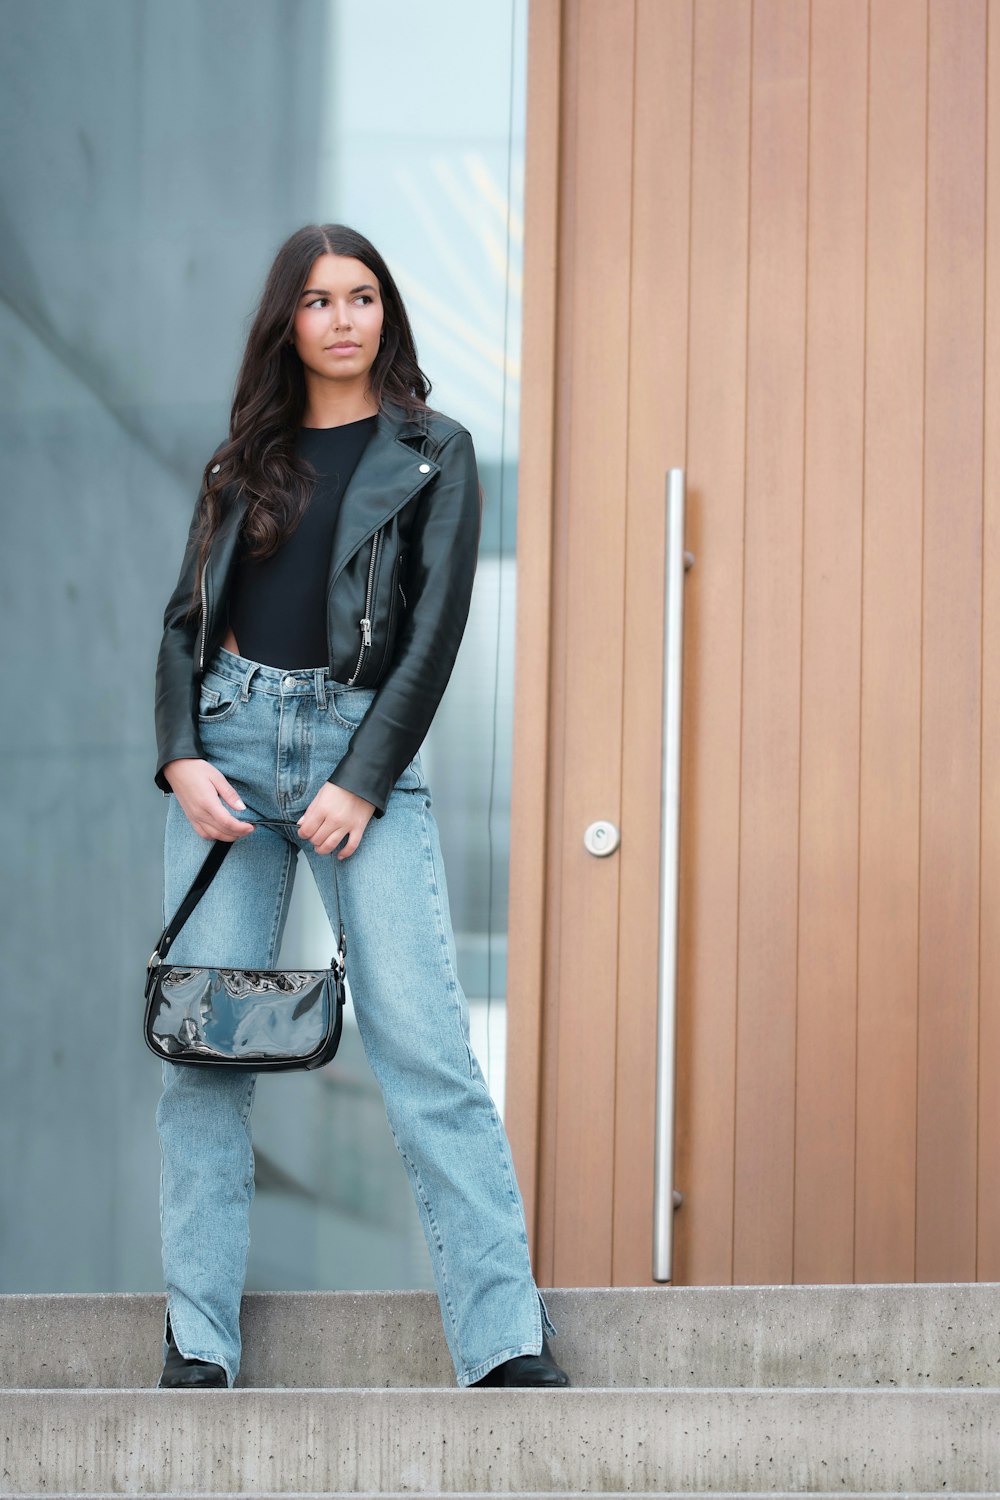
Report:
147,836,346,980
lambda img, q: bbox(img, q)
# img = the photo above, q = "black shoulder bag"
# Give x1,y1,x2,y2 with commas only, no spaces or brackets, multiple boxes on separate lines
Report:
143,838,346,1071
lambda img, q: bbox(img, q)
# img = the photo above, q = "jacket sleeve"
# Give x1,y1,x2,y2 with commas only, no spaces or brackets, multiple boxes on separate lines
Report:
153,480,209,795
325,425,484,817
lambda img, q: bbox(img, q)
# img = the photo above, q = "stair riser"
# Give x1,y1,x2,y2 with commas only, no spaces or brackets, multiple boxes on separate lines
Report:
4,1389,999,1495
4,1287,1000,1390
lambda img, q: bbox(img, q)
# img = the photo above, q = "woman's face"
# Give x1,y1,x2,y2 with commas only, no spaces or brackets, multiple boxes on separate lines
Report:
291,252,385,386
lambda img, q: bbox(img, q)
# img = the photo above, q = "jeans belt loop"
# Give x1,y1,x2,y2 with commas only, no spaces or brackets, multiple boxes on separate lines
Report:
314,667,327,711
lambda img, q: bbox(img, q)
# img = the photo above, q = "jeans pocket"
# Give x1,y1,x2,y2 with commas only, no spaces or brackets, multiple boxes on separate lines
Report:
197,673,242,722
394,748,425,791
331,686,377,730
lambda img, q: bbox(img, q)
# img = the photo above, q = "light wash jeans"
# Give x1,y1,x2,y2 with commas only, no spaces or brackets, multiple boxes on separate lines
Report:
155,644,556,1388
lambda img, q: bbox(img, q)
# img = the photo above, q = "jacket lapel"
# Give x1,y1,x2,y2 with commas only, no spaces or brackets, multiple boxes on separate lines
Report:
203,400,442,605
325,400,441,588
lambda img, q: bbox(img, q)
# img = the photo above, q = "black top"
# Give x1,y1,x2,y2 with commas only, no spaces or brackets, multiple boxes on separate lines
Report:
226,415,378,670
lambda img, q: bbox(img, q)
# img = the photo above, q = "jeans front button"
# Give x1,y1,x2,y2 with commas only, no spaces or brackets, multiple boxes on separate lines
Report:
282,675,296,691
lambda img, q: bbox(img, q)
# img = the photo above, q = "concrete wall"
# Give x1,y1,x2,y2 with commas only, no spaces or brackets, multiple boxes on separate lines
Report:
0,0,526,1296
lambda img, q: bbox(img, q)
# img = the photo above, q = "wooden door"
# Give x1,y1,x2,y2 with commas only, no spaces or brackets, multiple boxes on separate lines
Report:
507,0,999,1287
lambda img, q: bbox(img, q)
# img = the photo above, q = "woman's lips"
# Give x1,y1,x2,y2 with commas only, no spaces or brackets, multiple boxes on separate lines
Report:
326,343,360,352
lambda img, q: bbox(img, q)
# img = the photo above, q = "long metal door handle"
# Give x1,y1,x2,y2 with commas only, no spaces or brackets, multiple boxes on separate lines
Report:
653,468,692,1282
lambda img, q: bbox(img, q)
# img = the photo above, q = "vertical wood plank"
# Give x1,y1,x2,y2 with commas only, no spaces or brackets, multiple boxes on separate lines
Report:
793,0,868,1282
535,0,580,1286
916,0,986,1280
507,0,563,1266
855,0,927,1281
546,0,636,1285
979,0,1000,1279
614,0,693,1286
731,0,810,1283
671,0,753,1285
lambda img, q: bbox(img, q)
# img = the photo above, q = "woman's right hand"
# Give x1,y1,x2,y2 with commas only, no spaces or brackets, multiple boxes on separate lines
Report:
162,758,256,842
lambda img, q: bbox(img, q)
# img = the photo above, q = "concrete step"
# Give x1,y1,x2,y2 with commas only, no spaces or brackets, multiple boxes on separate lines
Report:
3,1284,1000,1390
12,1495,999,1500
4,1387,999,1494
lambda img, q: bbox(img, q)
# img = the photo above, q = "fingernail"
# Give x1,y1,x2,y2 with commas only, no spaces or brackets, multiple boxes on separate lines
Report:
235,800,246,810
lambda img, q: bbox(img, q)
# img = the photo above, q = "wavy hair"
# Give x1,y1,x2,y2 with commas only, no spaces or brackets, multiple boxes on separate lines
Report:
183,223,433,618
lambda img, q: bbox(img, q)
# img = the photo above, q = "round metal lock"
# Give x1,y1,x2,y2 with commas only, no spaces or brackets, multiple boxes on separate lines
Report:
282,675,297,690
418,462,431,473
583,820,620,857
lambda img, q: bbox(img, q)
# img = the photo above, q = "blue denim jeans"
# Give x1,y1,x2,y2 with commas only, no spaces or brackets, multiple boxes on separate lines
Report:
155,644,556,1388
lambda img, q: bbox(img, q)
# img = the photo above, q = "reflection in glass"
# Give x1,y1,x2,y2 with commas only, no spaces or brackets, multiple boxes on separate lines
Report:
0,0,526,1297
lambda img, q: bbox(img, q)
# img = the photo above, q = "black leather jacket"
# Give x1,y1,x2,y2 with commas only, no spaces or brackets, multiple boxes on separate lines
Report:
153,400,483,817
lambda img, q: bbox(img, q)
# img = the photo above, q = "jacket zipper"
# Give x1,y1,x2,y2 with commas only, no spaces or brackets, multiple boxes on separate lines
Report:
346,527,382,685
374,551,406,677
198,564,209,673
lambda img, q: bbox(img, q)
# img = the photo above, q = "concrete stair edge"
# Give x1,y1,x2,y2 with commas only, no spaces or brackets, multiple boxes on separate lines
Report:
12,1494,998,1500
6,1283,1000,1391
5,1387,1000,1496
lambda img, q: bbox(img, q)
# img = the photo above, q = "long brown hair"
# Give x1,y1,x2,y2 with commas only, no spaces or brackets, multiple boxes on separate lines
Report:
184,223,433,619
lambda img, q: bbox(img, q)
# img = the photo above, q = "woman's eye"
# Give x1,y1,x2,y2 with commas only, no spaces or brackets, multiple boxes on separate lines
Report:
304,294,372,309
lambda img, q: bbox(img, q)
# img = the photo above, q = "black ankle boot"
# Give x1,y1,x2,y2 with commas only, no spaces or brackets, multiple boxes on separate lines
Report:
472,1334,570,1387
158,1313,229,1389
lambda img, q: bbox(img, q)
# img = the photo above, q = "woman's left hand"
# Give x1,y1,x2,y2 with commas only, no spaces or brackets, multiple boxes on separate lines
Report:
297,782,376,858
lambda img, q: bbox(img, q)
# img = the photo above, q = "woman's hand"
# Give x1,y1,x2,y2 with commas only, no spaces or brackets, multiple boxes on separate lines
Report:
163,758,256,842
297,782,375,858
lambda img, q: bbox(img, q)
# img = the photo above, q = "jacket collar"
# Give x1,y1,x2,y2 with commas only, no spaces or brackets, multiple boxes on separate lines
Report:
211,399,442,588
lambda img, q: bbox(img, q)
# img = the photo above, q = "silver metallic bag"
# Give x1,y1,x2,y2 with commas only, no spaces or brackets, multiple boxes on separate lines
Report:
144,837,346,1071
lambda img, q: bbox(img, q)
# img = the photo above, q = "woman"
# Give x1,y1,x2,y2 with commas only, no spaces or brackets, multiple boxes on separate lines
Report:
152,223,568,1391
